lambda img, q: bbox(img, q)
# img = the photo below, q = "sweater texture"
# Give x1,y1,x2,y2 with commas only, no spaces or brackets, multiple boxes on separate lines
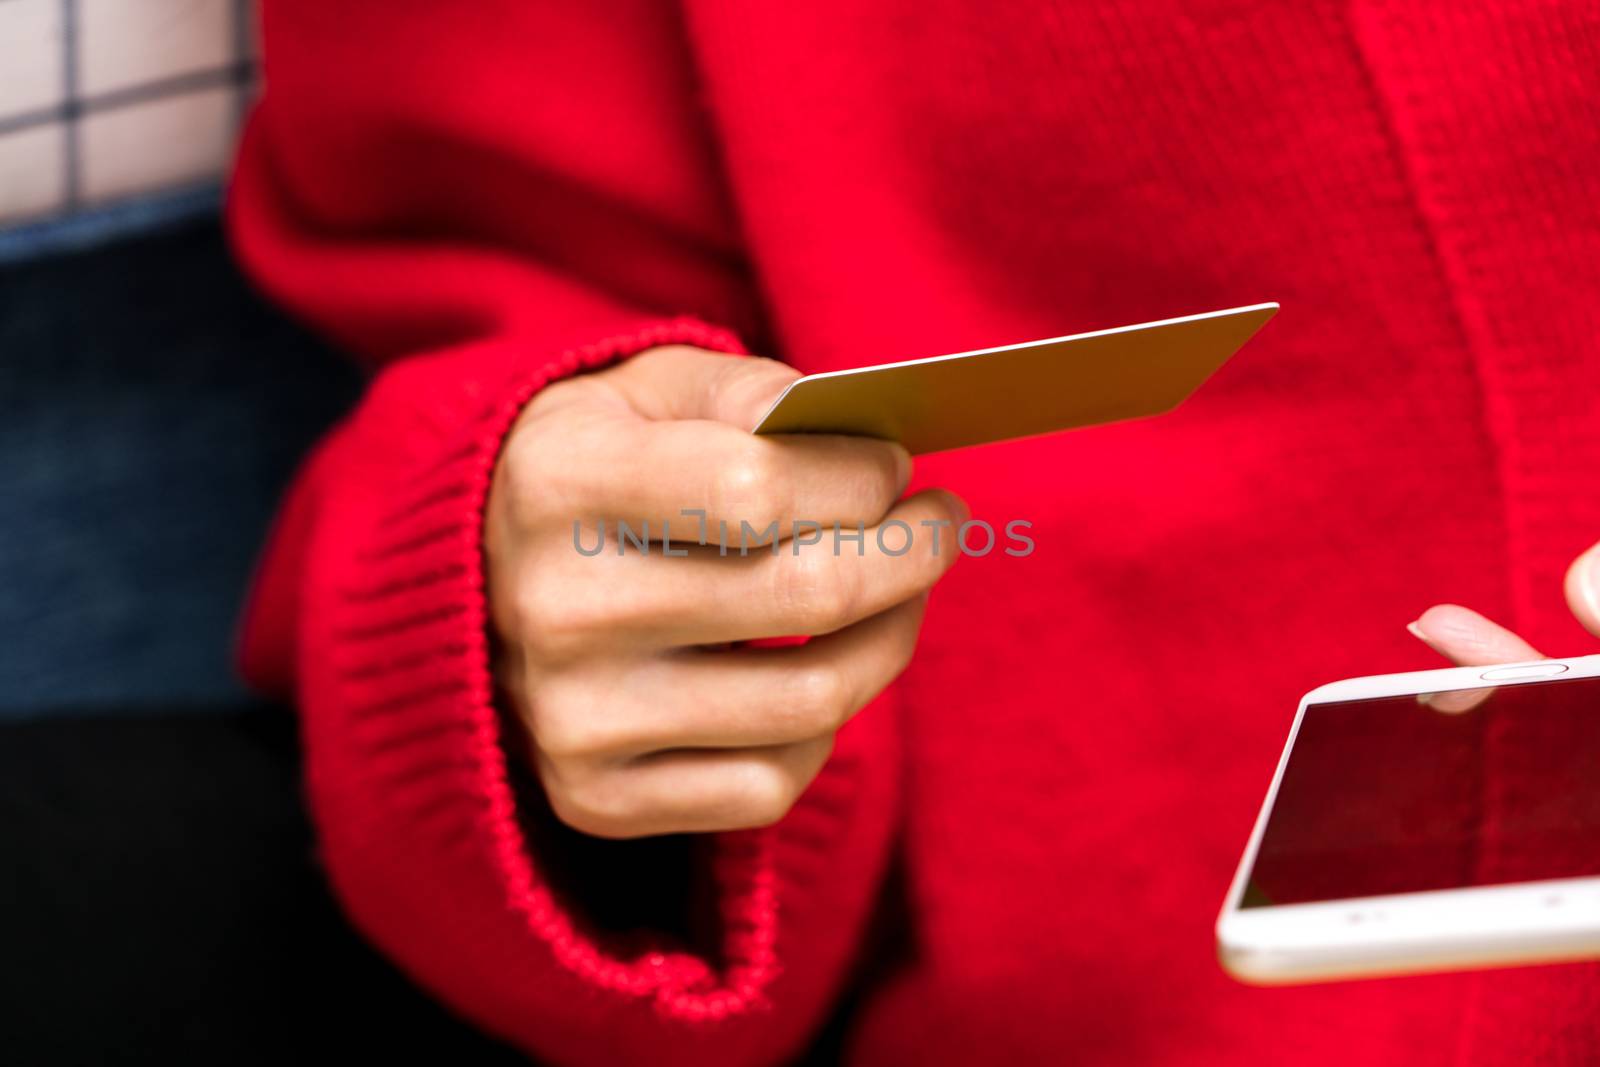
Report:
229,3,1600,1063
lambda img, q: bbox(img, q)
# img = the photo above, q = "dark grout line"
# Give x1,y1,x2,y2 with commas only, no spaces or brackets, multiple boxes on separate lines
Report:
229,0,255,135
61,0,80,210
0,63,257,139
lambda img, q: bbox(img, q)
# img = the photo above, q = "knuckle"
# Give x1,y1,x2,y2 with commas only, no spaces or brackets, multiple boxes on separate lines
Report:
510,582,561,644
526,369,600,413
497,431,562,525
547,771,640,839
788,664,851,732
530,701,604,761
629,344,696,375
774,552,855,632
721,762,799,829
711,442,788,526
511,582,592,660
491,454,533,528
499,404,616,528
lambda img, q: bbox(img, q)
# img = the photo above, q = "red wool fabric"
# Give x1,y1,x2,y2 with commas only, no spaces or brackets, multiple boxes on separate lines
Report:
228,3,1600,1064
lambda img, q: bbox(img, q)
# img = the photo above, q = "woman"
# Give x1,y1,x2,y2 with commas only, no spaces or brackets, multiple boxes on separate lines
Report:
230,2,1600,1063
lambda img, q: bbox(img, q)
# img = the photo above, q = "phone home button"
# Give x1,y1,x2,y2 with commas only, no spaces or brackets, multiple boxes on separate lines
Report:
1479,663,1570,681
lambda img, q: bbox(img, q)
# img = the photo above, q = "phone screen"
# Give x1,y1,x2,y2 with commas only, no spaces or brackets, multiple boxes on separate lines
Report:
1241,674,1600,908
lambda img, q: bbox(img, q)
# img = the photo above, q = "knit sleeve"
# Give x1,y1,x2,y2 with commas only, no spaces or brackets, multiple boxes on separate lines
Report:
223,4,901,1065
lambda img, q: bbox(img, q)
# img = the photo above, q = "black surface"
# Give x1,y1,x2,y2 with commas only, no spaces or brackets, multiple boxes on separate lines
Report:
0,710,875,1065
0,709,526,1064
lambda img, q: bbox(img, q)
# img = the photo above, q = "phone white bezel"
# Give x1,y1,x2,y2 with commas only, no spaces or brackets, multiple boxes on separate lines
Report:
1217,653,1600,984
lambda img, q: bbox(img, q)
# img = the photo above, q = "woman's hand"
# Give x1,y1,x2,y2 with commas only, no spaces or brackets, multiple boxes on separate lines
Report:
1408,542,1600,666
485,346,966,839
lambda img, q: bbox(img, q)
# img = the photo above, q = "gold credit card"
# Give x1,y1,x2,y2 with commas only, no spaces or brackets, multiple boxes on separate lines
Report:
753,303,1277,454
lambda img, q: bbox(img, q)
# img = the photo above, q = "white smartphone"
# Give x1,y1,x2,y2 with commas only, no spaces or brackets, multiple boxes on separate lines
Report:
1218,654,1600,984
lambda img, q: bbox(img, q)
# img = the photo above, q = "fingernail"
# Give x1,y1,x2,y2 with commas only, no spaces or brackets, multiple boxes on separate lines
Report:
946,491,970,524
1406,620,1436,648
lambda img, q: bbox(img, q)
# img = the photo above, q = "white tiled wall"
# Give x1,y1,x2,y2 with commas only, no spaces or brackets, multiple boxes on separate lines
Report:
0,1,65,117
80,84,236,202
0,0,256,227
79,0,235,96
0,123,65,219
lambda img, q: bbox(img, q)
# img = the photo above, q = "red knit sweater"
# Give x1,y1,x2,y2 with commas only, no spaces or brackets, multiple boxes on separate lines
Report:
228,3,1600,1064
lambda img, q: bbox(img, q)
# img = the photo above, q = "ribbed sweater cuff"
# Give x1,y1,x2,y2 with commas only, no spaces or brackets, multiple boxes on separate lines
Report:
298,317,828,1026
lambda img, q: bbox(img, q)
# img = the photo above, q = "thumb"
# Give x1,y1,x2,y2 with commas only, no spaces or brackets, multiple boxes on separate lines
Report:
1564,541,1600,639
606,345,801,428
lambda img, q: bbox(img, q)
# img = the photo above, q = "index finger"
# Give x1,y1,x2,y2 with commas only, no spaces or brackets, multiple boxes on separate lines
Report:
513,408,913,545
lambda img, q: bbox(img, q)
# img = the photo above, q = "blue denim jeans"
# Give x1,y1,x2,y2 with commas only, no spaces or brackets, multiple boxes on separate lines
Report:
0,214,359,717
